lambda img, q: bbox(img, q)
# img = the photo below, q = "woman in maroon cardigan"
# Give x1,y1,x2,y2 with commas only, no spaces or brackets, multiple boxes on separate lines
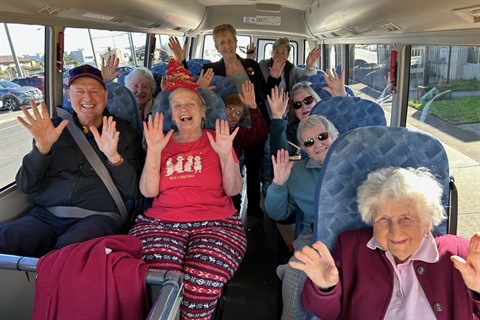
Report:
291,167,480,320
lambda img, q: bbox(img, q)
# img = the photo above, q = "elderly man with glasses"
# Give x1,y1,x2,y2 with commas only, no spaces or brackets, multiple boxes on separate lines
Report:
0,65,144,258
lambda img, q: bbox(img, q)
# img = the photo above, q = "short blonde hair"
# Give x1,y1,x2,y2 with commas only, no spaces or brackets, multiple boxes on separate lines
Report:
212,24,237,49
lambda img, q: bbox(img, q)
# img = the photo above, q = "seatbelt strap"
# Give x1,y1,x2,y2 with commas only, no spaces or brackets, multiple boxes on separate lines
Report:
56,107,128,223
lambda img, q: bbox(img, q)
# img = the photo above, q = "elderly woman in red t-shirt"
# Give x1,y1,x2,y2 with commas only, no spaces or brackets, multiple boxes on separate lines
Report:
128,61,247,320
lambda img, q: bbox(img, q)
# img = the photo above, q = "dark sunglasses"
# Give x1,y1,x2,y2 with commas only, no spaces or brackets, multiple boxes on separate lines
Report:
292,95,315,110
303,132,329,148
68,65,103,78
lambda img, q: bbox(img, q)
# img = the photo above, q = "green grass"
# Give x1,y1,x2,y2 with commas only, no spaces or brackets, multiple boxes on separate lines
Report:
408,95,480,124
450,79,480,92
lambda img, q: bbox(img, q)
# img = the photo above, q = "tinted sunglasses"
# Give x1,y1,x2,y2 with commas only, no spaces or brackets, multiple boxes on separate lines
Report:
292,95,315,110
303,132,329,148
69,65,103,78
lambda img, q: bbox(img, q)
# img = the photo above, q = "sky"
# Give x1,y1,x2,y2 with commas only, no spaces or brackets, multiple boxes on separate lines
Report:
1,23,148,57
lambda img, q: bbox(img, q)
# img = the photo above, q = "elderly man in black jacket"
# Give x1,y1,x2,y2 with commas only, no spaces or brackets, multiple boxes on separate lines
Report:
0,65,144,257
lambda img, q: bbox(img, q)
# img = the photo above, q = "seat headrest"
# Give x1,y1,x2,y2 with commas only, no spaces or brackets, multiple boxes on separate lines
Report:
310,96,386,134
105,82,143,134
151,63,168,76
151,87,227,133
314,126,449,249
195,75,239,100
186,60,203,76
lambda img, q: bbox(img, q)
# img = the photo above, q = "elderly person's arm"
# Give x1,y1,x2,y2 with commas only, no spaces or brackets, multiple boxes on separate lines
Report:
139,113,174,197
451,232,480,295
207,119,242,196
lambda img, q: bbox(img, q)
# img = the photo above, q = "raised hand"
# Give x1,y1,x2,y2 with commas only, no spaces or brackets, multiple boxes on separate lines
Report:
197,68,215,89
269,56,286,79
306,47,321,70
267,86,289,119
143,113,173,153
168,36,187,62
101,54,122,82
239,80,256,109
90,116,121,162
246,42,257,59
271,149,294,186
17,100,68,155
322,67,347,97
207,119,238,158
289,241,340,290
451,232,480,293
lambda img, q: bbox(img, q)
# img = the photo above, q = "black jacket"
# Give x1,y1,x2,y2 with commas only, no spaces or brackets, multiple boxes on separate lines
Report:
202,55,281,125
16,112,145,217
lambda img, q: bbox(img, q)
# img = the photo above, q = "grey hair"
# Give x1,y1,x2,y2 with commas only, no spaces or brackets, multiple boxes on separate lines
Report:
356,167,446,230
169,88,207,128
296,114,339,151
288,81,321,122
272,37,291,55
125,66,156,92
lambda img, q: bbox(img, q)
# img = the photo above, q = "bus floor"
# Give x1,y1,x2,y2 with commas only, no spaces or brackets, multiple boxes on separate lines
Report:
218,213,291,320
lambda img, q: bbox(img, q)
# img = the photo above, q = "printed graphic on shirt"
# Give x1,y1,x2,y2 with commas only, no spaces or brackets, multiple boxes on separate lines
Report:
165,153,202,177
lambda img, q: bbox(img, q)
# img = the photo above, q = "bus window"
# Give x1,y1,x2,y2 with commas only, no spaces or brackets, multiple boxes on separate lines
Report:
0,23,45,188
260,41,298,65
64,28,148,70
348,44,392,114
154,34,186,64
203,34,251,61
406,45,480,237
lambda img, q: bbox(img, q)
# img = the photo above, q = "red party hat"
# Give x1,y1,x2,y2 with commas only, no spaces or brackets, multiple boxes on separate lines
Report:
164,59,199,91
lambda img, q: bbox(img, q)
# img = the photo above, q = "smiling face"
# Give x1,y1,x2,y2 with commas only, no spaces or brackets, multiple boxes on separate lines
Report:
66,77,108,126
127,74,153,108
300,124,335,164
170,88,206,134
215,31,237,59
292,90,317,121
226,104,244,129
373,197,430,264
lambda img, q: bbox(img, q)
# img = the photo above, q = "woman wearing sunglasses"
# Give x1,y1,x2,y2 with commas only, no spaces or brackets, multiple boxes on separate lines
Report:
269,67,346,161
265,114,339,320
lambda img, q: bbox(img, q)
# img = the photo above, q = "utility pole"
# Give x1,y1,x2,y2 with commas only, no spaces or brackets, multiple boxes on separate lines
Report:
4,23,24,78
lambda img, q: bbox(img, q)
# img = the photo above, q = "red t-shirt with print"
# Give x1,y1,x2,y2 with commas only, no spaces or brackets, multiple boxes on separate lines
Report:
145,129,238,222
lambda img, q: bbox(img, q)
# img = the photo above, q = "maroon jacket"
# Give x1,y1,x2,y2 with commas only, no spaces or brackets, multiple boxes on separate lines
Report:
33,235,150,320
301,228,480,320
232,107,268,159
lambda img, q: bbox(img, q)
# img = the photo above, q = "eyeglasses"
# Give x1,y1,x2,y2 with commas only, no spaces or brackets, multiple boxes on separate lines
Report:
292,95,315,110
227,105,243,118
67,65,105,88
303,132,329,148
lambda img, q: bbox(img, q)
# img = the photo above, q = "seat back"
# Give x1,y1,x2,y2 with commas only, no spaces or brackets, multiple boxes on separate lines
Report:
198,75,239,100
151,62,168,76
152,87,227,133
310,96,386,135
186,60,203,76
189,58,212,66
314,126,451,251
105,82,143,135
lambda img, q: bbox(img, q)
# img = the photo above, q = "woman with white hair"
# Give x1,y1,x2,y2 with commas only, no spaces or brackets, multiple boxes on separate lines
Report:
291,166,480,320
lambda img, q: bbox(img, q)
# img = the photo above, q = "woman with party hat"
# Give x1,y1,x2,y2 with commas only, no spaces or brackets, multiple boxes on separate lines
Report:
129,60,247,320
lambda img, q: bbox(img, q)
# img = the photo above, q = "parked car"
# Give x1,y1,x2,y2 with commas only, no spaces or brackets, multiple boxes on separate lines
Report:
116,66,134,73
12,75,45,95
0,80,43,111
